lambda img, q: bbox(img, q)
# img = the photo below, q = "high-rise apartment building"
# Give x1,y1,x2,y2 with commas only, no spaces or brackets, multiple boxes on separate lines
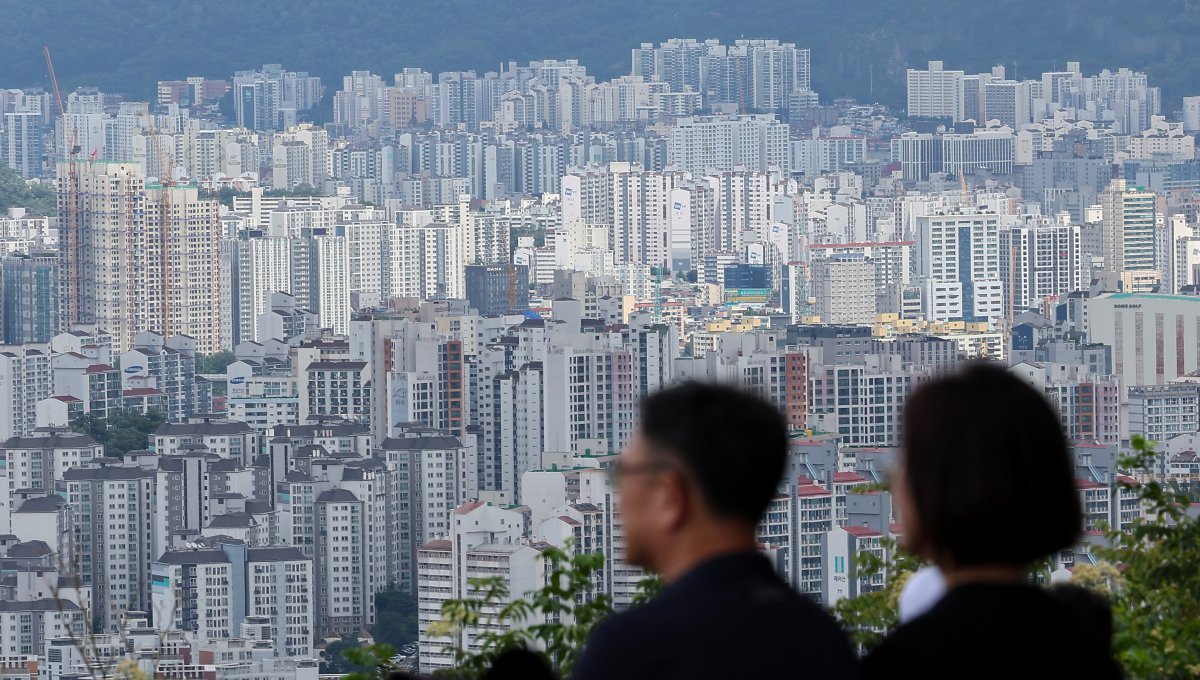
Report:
999,217,1084,319
811,253,877,325
58,463,156,632
1099,178,1159,293
907,61,965,121
0,429,102,534
1,111,44,179
0,347,51,441
272,125,330,191
916,207,1004,324
1,251,59,344
667,115,791,176
57,162,222,353
233,65,324,132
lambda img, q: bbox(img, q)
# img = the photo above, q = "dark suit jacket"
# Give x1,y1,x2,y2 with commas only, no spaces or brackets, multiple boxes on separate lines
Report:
572,551,860,680
864,583,1123,679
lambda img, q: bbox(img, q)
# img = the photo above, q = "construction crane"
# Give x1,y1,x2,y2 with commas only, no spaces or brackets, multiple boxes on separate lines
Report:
44,45,83,327
146,124,176,337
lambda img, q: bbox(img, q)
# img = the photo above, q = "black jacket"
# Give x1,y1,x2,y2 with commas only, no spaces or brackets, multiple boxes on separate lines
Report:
572,551,860,680
864,582,1123,679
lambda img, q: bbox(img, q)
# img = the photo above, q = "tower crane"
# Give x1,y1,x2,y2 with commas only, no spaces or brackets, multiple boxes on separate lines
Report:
44,45,83,326
146,123,176,336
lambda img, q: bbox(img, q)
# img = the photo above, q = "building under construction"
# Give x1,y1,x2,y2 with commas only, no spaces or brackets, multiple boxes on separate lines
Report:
56,160,222,353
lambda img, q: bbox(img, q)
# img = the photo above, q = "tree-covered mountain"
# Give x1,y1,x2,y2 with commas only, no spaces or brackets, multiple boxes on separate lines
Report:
4,0,1200,109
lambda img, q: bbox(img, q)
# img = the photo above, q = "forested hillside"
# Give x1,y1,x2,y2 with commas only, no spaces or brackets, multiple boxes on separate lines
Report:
3,0,1199,108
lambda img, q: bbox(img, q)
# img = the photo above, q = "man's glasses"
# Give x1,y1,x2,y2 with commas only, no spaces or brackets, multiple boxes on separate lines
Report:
606,459,675,486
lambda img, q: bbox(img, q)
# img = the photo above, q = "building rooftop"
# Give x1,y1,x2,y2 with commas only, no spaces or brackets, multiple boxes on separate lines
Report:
2,430,98,449
156,549,230,565
0,598,79,612
843,526,882,538
316,489,359,503
207,513,255,529
379,435,463,450
247,546,307,562
156,421,254,436
15,495,65,513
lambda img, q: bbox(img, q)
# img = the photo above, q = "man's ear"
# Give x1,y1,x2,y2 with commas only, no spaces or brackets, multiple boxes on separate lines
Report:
656,469,690,532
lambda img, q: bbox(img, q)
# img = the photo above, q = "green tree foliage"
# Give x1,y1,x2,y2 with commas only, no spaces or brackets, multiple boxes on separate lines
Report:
427,545,664,679
320,637,388,676
830,536,919,651
70,408,166,457
1096,435,1200,679
195,350,237,374
0,163,56,216
372,587,419,650
341,643,400,680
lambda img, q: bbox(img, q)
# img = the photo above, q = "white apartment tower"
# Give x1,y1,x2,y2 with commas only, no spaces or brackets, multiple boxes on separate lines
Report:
811,254,877,324
667,115,791,176
916,207,1003,324
1100,178,1160,293
999,217,1084,319
907,61,965,121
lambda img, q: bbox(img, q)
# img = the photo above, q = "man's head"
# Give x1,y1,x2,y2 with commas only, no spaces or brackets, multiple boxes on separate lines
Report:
616,381,788,575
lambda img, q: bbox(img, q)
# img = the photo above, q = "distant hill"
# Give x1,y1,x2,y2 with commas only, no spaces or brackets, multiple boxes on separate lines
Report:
4,0,1199,110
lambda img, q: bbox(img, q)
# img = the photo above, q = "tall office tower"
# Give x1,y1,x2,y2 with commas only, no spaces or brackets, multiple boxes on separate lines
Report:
811,254,877,324
915,207,1004,324
1099,178,1159,293
464,264,530,315
668,115,791,176
58,162,222,353
999,217,1084,319
907,61,966,121
1,250,59,343
1,111,44,178
58,463,156,632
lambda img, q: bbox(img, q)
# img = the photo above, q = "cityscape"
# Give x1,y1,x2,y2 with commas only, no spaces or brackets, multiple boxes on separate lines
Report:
0,7,1199,680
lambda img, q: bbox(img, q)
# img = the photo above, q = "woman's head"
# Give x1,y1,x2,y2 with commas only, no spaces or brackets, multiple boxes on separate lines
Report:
895,362,1082,570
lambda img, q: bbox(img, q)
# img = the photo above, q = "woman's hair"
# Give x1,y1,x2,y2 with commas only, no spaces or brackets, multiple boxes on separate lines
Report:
901,362,1082,568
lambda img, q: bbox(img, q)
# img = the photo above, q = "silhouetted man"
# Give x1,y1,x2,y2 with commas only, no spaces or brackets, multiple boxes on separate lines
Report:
572,382,860,680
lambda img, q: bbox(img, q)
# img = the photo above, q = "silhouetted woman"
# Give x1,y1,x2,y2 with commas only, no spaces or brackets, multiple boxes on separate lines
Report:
865,363,1122,679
